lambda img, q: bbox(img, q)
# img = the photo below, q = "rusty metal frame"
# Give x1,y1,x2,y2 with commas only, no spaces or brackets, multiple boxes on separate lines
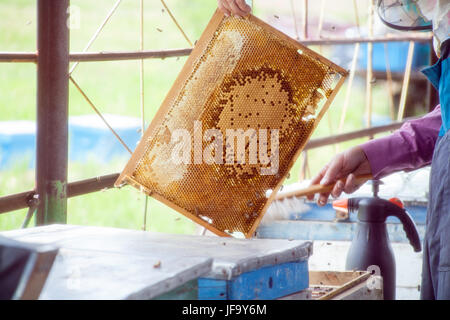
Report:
0,174,119,215
35,0,70,224
0,35,433,63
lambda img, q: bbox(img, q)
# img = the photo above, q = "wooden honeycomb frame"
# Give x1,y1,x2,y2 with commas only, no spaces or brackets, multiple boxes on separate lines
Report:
115,10,348,238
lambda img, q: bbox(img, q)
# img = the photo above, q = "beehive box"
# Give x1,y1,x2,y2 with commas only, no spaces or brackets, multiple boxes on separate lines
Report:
1,225,313,300
116,10,347,238
309,271,383,300
279,271,384,300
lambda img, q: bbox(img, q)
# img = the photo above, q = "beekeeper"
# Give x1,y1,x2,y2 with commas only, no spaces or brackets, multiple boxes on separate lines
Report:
217,0,449,299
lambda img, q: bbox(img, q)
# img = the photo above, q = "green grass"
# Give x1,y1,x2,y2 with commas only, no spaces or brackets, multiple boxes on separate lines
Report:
0,159,198,233
0,0,417,232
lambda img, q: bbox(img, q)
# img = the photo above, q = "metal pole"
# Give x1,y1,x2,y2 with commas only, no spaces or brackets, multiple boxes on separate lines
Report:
304,116,418,150
0,173,119,215
0,113,416,216
0,36,435,63
36,0,70,225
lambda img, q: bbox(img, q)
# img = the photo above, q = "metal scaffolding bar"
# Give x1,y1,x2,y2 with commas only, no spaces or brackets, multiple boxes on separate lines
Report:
303,116,417,150
35,0,70,225
0,116,416,216
0,52,37,62
68,48,193,62
0,35,432,63
0,174,120,215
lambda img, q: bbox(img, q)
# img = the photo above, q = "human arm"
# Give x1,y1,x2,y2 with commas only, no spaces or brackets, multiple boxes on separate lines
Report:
308,105,442,205
217,0,251,17
361,105,442,179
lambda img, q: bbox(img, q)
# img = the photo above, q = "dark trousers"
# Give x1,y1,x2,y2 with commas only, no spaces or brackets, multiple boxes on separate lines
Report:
421,130,450,299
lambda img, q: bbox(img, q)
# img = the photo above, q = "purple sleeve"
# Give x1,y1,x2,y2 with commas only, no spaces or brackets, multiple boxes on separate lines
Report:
360,105,442,179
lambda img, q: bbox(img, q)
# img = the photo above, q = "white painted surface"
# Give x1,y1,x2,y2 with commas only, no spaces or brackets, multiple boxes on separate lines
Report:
69,114,141,129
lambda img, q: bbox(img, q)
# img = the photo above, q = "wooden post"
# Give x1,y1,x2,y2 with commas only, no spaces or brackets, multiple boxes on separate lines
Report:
397,41,415,121
303,0,308,39
384,43,396,120
365,0,374,129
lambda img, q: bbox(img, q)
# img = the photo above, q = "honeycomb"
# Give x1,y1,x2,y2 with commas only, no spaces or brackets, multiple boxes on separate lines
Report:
116,10,347,238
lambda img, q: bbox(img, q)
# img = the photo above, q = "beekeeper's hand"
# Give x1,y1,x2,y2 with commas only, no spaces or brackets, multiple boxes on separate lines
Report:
307,146,372,206
217,0,251,17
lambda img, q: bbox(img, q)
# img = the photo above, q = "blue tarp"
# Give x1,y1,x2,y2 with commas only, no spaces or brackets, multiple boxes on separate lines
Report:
0,114,141,169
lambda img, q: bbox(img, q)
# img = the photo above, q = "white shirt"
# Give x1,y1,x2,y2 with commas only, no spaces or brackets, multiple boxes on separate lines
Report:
417,0,450,56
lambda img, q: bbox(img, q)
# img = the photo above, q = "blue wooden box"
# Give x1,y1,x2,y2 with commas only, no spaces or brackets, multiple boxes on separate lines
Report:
359,42,430,73
195,238,312,300
256,202,427,243
198,260,308,300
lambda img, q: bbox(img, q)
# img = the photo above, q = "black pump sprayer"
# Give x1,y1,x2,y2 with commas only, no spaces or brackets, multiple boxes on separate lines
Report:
333,197,421,300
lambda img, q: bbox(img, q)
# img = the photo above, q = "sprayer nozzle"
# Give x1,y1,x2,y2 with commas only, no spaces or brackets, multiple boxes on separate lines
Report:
389,197,404,209
332,198,348,213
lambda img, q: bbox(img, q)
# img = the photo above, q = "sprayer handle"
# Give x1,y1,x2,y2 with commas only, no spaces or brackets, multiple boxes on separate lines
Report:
389,204,422,252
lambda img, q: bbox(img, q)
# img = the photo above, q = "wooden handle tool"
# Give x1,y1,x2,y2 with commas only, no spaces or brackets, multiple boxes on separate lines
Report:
275,174,373,201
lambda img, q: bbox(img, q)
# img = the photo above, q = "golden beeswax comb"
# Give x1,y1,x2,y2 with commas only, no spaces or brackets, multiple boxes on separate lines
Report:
115,10,348,238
